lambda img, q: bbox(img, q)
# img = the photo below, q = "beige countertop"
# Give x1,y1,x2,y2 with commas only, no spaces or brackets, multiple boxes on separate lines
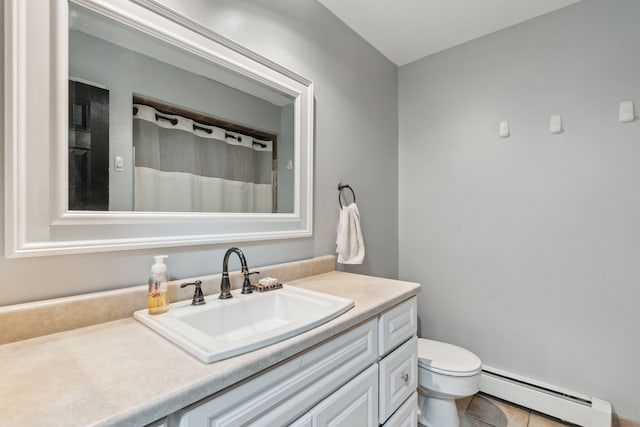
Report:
0,271,420,426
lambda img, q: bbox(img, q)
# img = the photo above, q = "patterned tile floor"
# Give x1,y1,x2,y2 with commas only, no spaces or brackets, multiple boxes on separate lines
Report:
419,393,579,427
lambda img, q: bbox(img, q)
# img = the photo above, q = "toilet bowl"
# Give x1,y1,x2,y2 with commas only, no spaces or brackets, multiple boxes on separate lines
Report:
417,338,482,427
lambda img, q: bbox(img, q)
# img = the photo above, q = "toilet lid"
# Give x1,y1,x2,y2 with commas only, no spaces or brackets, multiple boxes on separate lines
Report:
417,338,482,377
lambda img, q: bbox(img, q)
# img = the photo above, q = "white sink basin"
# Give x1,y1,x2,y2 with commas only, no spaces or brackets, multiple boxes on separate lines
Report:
134,285,354,363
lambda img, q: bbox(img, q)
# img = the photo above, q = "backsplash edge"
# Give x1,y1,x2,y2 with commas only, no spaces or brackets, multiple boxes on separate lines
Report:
0,255,336,345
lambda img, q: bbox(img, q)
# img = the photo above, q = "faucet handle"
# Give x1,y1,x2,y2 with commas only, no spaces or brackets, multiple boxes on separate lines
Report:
241,271,260,294
180,280,205,305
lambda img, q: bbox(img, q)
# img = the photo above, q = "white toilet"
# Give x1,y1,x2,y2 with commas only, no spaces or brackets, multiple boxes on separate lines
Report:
417,338,482,427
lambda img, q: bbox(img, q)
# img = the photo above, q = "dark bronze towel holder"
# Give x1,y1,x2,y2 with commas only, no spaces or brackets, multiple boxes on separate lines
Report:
338,183,356,209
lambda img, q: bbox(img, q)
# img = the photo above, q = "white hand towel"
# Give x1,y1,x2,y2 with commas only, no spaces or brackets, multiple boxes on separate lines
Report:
336,203,365,264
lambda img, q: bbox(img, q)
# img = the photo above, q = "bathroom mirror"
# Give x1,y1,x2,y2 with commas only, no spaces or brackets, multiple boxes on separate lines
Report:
4,0,314,257
68,3,295,214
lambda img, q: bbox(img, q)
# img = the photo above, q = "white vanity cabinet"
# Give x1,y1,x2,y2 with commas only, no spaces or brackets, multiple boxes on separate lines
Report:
377,298,418,426
167,297,418,427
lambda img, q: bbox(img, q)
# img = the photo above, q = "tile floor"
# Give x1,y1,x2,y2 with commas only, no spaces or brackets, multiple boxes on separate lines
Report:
419,393,579,427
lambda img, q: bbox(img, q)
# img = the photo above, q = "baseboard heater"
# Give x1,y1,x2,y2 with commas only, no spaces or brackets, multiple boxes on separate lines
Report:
480,366,611,427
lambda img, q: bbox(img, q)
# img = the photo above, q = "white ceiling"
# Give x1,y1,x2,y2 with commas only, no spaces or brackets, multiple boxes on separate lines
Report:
317,0,582,66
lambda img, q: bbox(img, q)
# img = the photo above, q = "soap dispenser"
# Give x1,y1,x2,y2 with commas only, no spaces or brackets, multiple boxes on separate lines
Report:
148,255,170,315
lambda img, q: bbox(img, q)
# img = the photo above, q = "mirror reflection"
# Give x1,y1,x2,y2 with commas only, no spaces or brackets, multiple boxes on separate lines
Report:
68,3,295,213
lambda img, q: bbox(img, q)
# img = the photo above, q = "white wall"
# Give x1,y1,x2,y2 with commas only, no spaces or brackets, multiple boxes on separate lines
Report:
399,0,640,420
0,0,398,305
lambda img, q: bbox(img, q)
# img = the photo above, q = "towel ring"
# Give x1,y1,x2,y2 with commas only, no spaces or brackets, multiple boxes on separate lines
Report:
338,183,356,209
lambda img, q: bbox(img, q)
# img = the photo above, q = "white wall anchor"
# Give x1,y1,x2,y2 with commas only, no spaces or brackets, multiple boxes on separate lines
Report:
550,114,563,134
499,121,510,138
619,101,635,123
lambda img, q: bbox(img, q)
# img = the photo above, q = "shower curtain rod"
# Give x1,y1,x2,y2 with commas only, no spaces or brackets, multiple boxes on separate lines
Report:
132,97,276,143
135,105,273,144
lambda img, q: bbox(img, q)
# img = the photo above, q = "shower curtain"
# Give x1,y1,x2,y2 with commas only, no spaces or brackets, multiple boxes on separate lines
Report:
132,104,273,213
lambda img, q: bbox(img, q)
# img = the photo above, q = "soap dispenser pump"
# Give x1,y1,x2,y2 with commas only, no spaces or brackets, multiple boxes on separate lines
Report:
148,255,170,315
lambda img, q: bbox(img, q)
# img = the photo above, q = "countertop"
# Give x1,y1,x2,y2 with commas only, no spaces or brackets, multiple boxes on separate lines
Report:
0,271,420,426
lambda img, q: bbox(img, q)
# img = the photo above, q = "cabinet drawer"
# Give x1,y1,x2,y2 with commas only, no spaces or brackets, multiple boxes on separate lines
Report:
378,297,417,356
174,319,377,427
383,392,417,427
379,336,418,423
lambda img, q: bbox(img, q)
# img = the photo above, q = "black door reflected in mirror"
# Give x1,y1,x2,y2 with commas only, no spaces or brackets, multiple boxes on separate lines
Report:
68,80,109,211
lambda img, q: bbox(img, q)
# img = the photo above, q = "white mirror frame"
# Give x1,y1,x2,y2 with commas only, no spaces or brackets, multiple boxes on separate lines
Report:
4,0,313,258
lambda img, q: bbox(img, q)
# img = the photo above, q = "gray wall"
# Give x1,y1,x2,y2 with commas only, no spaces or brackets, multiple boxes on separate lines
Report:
278,103,295,212
398,0,640,420
0,0,398,305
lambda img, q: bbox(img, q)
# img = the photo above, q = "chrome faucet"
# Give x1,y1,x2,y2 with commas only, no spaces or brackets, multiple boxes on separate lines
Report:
219,247,259,299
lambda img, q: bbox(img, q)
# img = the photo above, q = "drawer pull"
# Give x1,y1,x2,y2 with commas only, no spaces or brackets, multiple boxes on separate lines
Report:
403,373,409,384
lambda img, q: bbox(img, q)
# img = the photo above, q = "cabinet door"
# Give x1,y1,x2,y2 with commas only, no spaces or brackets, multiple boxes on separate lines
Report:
310,364,378,427
145,418,167,427
289,413,312,427
383,392,417,427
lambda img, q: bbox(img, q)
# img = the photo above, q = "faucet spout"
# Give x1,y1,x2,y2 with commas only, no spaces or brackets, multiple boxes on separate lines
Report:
219,247,250,299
